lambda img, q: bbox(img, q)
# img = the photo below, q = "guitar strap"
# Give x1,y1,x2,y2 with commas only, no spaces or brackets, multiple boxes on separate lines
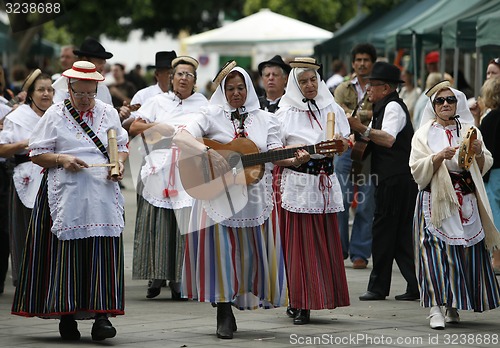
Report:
64,99,109,161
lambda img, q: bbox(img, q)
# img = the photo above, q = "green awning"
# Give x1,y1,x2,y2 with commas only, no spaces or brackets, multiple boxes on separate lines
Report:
476,8,500,47
442,0,500,50
339,0,436,54
385,0,483,51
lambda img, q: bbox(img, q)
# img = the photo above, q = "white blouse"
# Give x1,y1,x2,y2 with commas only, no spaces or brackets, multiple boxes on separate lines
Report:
275,102,349,214
184,105,281,228
136,92,208,209
29,99,129,241
0,104,44,208
421,122,484,246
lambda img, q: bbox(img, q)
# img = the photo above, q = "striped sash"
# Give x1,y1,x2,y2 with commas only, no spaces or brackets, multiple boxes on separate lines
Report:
64,99,109,160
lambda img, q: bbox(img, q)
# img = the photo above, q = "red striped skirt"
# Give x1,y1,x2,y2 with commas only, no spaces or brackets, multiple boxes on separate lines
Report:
280,209,350,310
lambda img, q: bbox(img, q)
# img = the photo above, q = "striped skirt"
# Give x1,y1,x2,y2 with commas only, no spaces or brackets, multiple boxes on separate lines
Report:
181,207,287,310
132,194,189,282
11,175,125,320
414,191,500,311
280,210,350,310
8,180,32,287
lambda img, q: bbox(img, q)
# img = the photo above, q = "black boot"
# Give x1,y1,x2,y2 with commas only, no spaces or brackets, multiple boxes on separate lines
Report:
216,302,235,339
59,315,80,341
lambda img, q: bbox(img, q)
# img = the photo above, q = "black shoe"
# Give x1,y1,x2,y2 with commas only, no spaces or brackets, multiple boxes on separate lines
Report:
395,292,420,301
59,315,80,341
293,309,310,325
146,279,164,299
91,317,117,341
359,291,386,301
171,288,188,301
286,306,298,318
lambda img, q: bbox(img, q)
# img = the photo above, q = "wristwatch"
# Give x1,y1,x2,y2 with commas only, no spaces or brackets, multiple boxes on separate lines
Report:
363,126,371,138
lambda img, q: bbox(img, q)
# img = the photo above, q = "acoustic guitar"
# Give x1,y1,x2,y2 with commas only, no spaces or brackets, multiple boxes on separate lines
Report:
178,137,344,200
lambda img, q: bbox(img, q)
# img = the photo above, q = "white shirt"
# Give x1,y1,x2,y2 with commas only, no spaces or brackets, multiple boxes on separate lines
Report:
137,92,208,209
129,83,163,120
0,104,43,208
369,101,407,138
29,100,129,240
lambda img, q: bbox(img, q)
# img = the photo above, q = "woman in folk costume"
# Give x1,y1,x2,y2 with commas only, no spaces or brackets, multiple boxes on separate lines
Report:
11,61,129,341
173,61,287,339
410,81,500,330
0,70,53,287
129,56,208,299
273,57,350,325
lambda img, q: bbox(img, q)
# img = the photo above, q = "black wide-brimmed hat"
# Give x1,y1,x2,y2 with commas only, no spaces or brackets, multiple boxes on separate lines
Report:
258,55,291,76
73,38,113,60
367,62,404,83
148,51,177,70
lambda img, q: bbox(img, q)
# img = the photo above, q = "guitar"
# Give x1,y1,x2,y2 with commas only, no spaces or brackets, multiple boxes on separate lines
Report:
349,94,371,179
178,137,344,200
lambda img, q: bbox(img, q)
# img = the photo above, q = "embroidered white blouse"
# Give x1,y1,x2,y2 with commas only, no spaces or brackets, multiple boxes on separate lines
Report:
29,99,129,240
136,91,208,209
0,104,44,208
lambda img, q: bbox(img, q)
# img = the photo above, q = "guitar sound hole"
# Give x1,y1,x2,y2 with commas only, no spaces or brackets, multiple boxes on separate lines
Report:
227,153,242,168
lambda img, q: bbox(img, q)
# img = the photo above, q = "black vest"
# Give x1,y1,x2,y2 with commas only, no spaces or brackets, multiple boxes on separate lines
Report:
370,91,414,184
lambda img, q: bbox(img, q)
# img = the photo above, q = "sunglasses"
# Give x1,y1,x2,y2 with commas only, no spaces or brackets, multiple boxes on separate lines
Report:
434,96,457,105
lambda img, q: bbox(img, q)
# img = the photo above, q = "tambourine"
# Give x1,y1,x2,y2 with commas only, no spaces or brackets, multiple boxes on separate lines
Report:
458,126,477,171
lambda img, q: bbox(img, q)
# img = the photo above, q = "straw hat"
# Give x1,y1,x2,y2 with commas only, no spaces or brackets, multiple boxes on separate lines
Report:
212,60,237,86
62,61,104,82
21,68,42,92
172,56,199,70
425,80,451,97
289,57,320,70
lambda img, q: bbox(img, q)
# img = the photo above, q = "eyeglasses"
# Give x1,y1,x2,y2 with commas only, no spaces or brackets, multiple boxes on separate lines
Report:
434,96,457,105
70,85,97,99
175,71,195,79
366,82,386,88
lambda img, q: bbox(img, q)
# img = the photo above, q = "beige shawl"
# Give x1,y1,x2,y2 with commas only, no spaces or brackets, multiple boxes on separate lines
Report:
410,120,500,250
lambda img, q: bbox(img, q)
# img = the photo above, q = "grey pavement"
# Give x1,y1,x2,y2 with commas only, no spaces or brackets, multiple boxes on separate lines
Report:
1,170,500,348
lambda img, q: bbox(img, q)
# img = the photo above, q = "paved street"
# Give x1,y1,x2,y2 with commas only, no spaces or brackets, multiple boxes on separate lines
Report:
1,170,499,348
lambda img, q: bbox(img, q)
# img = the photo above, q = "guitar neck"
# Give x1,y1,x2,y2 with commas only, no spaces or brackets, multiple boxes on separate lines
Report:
242,144,317,167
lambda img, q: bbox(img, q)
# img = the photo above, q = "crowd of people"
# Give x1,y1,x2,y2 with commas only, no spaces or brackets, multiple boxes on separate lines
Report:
0,37,499,342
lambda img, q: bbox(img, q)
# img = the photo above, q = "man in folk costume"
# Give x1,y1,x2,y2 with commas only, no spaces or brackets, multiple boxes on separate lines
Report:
258,55,291,113
12,61,129,341
349,62,419,302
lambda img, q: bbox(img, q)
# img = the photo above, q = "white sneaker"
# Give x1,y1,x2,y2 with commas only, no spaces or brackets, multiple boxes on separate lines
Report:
445,308,460,324
428,306,445,330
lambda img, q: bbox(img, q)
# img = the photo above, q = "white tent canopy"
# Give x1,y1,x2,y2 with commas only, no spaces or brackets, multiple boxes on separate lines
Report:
183,8,333,69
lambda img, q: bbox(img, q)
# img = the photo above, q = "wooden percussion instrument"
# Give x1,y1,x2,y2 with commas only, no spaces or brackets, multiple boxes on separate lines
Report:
88,129,120,177
458,126,477,171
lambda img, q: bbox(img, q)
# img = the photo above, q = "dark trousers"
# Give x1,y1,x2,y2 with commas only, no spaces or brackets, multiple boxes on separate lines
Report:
0,162,12,289
367,174,419,296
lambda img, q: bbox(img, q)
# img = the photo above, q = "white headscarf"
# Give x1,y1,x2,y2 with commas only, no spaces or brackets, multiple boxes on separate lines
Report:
279,68,334,110
209,66,260,114
419,86,474,128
